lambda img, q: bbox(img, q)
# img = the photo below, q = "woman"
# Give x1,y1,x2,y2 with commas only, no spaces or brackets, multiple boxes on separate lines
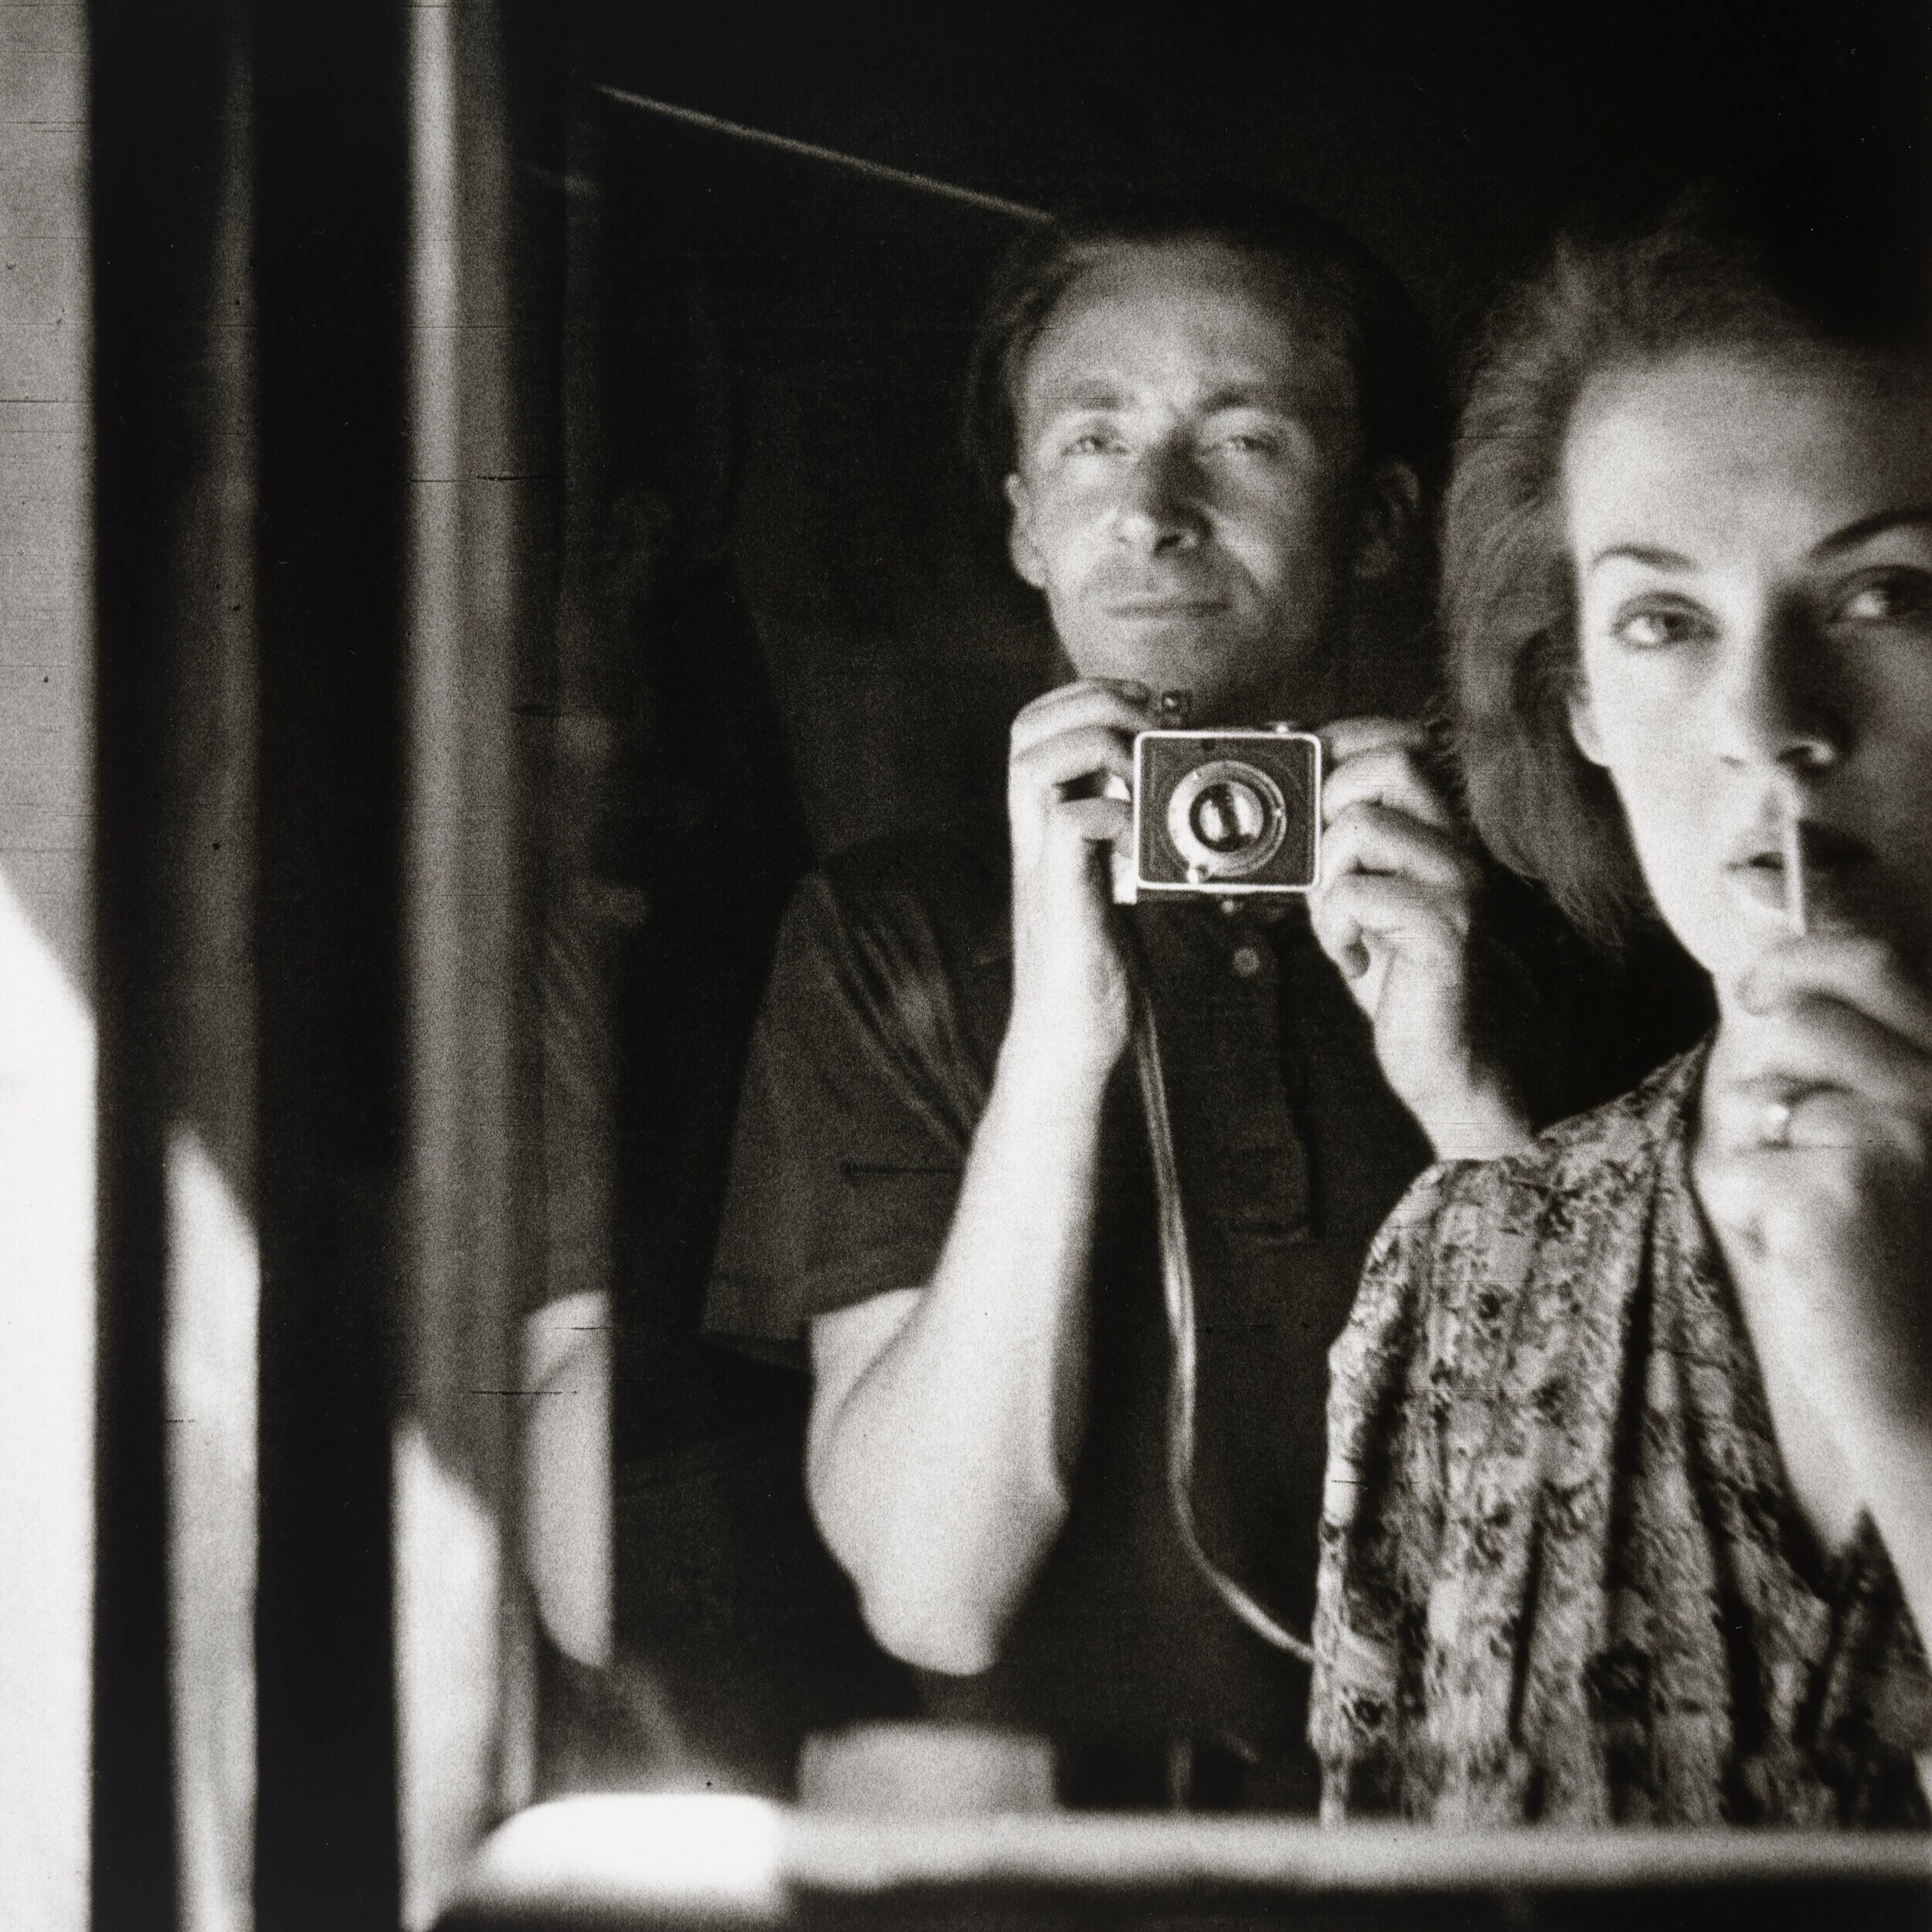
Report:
1309,206,1932,1826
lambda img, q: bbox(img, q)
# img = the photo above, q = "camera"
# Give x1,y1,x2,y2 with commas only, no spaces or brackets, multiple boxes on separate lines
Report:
1120,721,1321,903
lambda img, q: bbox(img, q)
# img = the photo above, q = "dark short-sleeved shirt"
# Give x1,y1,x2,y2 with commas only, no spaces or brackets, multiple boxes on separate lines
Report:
704,813,1432,1774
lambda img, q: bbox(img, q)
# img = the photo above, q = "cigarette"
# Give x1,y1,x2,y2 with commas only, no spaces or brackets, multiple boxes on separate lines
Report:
1777,780,1808,937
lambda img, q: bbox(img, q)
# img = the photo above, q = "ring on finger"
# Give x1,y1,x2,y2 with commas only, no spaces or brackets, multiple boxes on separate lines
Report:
1757,1097,1795,1148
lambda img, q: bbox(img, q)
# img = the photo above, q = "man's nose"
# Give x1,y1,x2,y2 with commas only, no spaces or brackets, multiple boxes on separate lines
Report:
1111,447,1205,553
1713,601,1845,773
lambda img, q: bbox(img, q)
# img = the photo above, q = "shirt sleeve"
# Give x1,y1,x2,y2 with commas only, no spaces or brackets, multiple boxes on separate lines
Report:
701,867,989,1366
1308,1163,1463,1821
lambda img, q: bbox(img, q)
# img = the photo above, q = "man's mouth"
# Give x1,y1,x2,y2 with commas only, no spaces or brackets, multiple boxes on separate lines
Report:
1101,595,1229,617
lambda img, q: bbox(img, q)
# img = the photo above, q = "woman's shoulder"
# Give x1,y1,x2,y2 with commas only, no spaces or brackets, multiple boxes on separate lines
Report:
1397,1042,1702,1236
1336,1045,1706,1396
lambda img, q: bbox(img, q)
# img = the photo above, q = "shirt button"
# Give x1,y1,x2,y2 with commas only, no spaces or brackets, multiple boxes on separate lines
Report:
1230,944,1264,979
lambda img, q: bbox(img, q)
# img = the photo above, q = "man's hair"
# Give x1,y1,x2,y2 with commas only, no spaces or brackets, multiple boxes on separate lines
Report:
1444,183,1931,944
961,185,1439,502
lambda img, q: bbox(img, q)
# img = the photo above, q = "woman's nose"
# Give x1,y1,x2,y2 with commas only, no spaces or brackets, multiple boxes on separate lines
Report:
1713,604,1845,773
1111,447,1205,553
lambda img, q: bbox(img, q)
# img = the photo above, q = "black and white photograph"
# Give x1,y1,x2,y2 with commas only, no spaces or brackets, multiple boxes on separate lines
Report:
6,2,1932,1926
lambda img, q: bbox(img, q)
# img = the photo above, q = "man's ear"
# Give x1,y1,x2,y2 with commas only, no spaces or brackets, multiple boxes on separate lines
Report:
1567,677,1607,767
1350,459,1421,584
1004,473,1047,590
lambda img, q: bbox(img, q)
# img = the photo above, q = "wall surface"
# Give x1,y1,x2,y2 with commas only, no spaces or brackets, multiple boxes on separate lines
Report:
0,3,92,1927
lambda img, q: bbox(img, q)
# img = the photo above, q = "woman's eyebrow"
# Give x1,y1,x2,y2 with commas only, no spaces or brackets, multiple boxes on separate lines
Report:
1586,543,1696,574
1814,506,1932,555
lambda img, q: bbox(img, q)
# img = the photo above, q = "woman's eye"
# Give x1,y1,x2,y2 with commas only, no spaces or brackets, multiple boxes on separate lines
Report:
1609,604,1710,649
1833,570,1932,624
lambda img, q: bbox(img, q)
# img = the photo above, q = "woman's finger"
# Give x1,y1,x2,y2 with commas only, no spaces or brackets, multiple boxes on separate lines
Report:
1740,932,1932,1056
1724,994,1932,1120
1723,1077,1924,1155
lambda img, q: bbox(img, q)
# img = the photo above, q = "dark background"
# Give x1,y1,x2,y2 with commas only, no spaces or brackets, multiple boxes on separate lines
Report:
579,0,1931,852
554,0,1931,1794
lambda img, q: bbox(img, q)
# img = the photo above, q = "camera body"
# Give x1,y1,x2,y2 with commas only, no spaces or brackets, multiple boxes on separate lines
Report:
1122,724,1322,902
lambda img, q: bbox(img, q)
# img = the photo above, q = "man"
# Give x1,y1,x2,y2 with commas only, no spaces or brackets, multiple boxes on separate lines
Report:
705,192,1572,1808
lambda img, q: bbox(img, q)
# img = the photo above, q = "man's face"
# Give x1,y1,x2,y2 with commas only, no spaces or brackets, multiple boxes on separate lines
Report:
1004,240,1387,725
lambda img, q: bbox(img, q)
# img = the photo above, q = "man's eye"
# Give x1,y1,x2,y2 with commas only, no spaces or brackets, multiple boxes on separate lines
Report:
1834,570,1932,624
1609,604,1709,649
1063,430,1124,457
1205,431,1280,459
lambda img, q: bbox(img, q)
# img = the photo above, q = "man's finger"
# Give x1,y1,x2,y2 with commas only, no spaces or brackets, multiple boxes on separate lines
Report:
1320,742,1457,832
1012,723,1138,795
1011,682,1153,754
1046,795,1133,847
1319,804,1481,893
1312,871,1466,949
1309,874,1467,989
1318,716,1428,764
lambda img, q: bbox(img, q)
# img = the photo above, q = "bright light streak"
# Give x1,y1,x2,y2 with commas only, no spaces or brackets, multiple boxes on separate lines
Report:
0,867,94,1932
463,1794,787,1921
165,1125,259,1932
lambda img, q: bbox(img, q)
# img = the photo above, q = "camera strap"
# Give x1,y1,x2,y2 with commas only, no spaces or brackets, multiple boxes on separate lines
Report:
1124,943,1316,1666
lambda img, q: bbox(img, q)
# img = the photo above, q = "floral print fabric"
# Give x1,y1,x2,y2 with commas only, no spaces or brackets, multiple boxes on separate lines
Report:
1311,1047,1932,1826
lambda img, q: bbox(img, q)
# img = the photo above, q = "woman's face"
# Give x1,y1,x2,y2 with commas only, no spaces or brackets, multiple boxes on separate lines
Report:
1564,347,1932,987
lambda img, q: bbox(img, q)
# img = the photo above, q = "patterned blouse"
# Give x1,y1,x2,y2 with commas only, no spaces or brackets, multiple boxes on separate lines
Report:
1311,1047,1932,1826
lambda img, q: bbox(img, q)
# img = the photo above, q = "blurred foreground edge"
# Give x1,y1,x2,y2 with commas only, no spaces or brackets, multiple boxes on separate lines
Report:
439,1792,1932,1930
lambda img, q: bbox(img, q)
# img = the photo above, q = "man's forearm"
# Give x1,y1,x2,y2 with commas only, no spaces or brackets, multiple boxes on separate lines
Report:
807,1028,1111,1674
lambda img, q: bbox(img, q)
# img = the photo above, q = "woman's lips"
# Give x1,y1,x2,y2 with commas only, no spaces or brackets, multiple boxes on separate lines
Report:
1724,824,1876,919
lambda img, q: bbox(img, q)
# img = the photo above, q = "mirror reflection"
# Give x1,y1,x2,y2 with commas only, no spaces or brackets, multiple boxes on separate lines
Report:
526,3,1929,1835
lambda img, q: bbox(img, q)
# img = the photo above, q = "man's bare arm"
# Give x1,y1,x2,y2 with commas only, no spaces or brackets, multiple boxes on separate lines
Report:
804,680,1148,1675
806,1034,1108,1673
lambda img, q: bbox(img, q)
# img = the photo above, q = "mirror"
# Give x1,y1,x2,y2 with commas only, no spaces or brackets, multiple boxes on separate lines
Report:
536,0,1931,1811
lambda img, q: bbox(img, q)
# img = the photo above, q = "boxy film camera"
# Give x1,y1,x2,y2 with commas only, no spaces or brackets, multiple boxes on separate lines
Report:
1125,721,1321,901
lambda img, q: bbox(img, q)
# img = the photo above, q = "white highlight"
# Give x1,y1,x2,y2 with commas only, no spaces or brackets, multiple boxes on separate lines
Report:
393,1419,503,1932
165,1127,260,1932
520,1291,612,1667
463,1795,787,1921
0,867,94,1931
1775,773,1808,937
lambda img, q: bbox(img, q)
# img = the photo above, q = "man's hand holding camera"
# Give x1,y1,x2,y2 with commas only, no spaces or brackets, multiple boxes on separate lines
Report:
1009,685,1533,1165
1005,676,1150,1081
1309,716,1532,1160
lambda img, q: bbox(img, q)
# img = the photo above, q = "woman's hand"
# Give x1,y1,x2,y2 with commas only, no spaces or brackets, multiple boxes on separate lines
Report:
1699,934,1932,1478
1308,716,1530,1160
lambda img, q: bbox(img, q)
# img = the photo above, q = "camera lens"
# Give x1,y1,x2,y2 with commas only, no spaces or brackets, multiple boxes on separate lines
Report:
1165,758,1289,880
1189,779,1268,854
